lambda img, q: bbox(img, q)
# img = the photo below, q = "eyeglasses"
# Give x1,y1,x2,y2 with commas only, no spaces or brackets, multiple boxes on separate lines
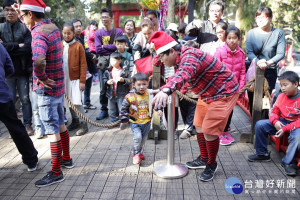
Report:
210,9,222,13
4,8,16,13
216,30,225,34
159,53,165,60
20,13,27,21
101,16,111,20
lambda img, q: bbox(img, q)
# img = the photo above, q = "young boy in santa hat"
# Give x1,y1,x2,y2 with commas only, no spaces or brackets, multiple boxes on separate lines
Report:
12,0,74,187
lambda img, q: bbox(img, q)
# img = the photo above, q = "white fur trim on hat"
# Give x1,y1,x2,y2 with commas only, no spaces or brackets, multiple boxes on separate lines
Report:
20,4,45,13
156,40,178,55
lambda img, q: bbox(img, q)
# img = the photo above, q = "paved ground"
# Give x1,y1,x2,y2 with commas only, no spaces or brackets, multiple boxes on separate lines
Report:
0,85,299,200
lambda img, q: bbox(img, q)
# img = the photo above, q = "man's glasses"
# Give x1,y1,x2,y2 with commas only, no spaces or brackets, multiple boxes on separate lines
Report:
20,13,27,21
209,9,222,13
216,30,225,34
101,16,111,20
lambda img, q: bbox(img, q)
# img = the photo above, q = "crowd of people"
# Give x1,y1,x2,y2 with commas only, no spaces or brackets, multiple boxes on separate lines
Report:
0,0,298,189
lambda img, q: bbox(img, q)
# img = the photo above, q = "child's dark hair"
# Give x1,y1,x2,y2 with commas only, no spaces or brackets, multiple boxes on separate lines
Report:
132,73,149,83
89,20,98,26
216,21,228,31
278,71,299,85
110,52,122,60
115,35,128,43
225,26,241,39
63,23,75,32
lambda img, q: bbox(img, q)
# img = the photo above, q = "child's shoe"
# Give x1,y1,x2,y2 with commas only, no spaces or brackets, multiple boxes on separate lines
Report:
133,154,141,164
219,135,231,146
139,153,145,160
224,131,235,144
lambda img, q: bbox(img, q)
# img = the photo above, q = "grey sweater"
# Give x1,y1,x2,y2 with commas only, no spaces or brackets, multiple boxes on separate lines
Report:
246,27,286,69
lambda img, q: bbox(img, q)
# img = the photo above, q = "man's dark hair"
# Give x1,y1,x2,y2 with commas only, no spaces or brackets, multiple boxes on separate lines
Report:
132,72,149,83
101,8,113,18
256,7,273,18
160,44,181,56
71,19,82,25
110,52,122,60
89,20,98,26
115,35,128,43
209,0,225,12
225,26,241,39
2,0,16,9
146,10,160,19
23,10,44,19
178,22,187,34
278,71,299,86
63,22,75,32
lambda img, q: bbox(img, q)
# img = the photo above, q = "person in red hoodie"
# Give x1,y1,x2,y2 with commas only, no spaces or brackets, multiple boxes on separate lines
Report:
248,71,300,176
214,26,246,145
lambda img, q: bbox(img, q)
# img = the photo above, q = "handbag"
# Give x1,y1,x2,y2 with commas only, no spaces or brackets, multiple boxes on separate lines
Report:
97,28,116,71
135,56,153,76
246,30,273,92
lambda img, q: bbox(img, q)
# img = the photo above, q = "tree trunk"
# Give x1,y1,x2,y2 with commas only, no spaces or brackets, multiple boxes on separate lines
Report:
167,0,175,25
106,0,112,9
188,0,195,23
235,0,245,29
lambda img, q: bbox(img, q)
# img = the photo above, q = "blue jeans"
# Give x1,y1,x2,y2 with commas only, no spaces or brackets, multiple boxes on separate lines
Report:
6,76,32,125
108,96,124,122
98,69,108,111
131,122,151,155
84,75,93,106
31,91,45,134
37,94,64,134
255,118,300,164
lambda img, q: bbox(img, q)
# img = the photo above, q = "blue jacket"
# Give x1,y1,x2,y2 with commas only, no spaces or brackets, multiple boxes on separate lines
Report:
103,65,131,99
0,43,14,103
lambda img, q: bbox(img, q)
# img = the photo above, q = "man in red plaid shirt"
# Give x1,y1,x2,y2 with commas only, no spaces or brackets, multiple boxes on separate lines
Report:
13,0,74,187
150,31,239,181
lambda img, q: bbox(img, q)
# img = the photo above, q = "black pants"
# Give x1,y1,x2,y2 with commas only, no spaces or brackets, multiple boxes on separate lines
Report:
0,101,38,166
224,111,233,132
84,75,93,106
179,98,197,132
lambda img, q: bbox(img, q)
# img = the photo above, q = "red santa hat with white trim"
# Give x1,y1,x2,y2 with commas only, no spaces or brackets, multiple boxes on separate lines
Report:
149,31,178,55
20,0,51,13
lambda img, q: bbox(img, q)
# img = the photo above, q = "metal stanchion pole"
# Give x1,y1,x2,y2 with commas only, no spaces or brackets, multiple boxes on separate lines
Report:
154,93,189,179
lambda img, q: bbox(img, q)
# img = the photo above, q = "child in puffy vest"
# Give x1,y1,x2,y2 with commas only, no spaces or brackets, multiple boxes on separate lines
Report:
120,73,162,165
214,26,246,145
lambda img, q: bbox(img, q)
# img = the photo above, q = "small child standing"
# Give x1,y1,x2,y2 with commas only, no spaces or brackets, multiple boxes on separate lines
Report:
214,26,246,145
248,71,300,176
104,52,131,124
114,35,134,74
62,23,88,136
120,73,161,165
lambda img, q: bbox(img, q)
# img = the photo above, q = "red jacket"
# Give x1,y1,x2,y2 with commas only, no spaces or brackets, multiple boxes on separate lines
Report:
269,92,300,133
88,29,97,53
214,43,246,92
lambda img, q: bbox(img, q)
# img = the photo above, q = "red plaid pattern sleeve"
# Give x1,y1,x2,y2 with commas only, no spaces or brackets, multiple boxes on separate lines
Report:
31,19,64,97
161,47,238,103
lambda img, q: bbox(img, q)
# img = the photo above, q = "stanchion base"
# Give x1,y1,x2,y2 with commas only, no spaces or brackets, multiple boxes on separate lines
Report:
154,162,189,179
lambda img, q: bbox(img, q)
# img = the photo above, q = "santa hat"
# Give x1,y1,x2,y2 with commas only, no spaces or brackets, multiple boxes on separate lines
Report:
149,31,178,55
20,0,51,13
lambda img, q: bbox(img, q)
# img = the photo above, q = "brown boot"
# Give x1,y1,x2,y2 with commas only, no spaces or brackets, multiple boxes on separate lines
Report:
76,122,88,136
25,125,34,136
67,118,80,131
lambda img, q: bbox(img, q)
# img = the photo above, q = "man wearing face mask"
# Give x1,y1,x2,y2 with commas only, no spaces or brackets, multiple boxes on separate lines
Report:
246,7,286,114
185,0,226,46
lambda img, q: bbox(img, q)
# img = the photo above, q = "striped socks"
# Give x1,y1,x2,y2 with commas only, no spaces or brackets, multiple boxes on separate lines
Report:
206,137,220,166
60,130,70,162
50,140,62,175
196,133,208,162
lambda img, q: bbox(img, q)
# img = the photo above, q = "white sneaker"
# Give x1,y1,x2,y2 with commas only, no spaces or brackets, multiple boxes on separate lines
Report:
180,130,191,139
35,128,44,139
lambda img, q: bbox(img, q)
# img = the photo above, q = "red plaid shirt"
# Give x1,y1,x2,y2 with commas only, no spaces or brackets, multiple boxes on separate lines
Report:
161,47,238,103
31,19,64,97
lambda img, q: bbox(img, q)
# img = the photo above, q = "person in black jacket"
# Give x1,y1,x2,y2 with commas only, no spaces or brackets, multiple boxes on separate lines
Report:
0,0,33,136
